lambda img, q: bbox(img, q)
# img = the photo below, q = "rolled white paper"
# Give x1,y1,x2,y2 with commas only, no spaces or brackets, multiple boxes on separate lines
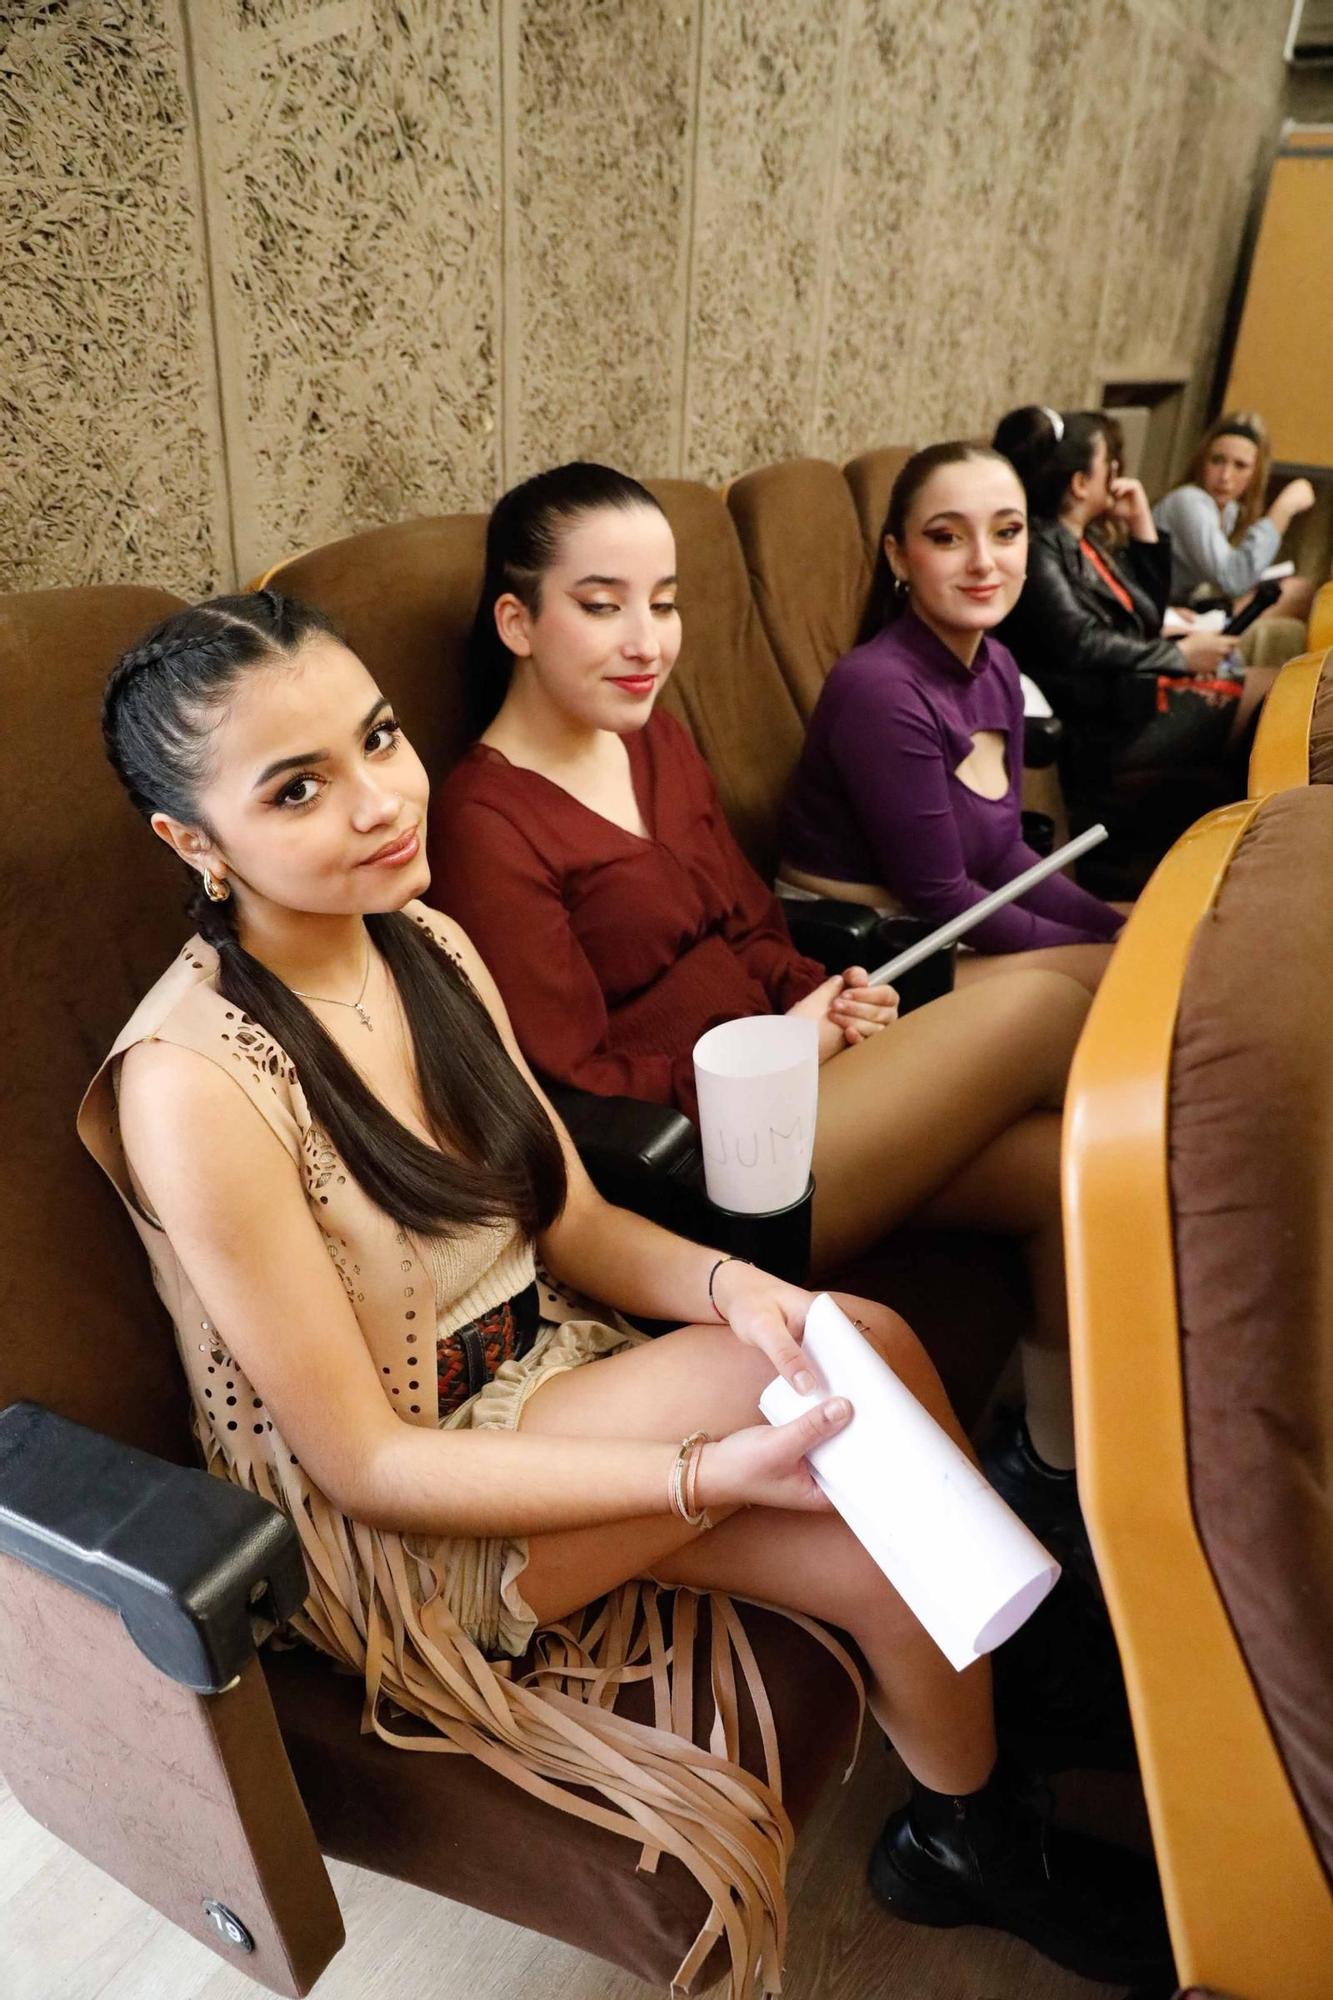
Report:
693,1015,819,1215
867,824,1110,987
759,1295,1060,1671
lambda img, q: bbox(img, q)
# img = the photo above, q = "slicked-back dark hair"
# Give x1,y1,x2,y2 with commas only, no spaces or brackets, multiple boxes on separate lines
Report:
102,590,566,1240
860,441,1017,640
993,407,1111,524
466,462,666,734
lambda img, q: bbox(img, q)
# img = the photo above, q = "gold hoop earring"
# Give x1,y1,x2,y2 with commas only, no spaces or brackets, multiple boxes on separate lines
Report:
202,868,231,904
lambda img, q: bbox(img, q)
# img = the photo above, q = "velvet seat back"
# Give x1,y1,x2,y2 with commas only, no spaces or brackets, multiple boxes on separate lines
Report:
260,514,491,788
1169,784,1333,1883
725,459,871,719
842,445,916,568
644,478,806,876
0,585,195,1459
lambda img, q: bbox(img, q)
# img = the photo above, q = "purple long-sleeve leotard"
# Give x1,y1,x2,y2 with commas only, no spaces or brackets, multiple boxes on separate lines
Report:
781,608,1124,955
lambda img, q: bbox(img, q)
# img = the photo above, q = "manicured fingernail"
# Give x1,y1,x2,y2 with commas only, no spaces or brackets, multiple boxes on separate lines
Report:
794,1369,815,1394
823,1398,850,1423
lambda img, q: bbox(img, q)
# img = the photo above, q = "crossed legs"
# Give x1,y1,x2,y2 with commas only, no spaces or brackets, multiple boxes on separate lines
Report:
516,1303,995,1793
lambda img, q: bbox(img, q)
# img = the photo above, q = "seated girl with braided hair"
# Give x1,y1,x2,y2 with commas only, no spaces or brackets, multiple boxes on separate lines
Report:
79,590,1171,1991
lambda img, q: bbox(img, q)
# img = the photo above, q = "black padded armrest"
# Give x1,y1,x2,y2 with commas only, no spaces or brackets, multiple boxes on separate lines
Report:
545,1084,710,1241
545,1086,701,1184
1023,713,1064,769
0,1401,305,1694
787,900,954,1013
783,896,880,971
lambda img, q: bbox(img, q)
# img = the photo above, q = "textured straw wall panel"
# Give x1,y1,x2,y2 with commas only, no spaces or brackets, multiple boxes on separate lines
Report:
681,0,842,485
811,3,942,460
986,0,1093,420
0,0,1299,593
508,0,696,482
903,2,1035,442
0,0,229,595
1098,19,1188,374
187,0,502,583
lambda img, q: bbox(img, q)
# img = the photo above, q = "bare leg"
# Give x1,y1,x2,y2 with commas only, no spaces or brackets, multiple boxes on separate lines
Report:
915,1112,1066,1347
954,940,1114,996
809,968,1089,1273
815,977,1084,1464
914,1112,1074,1462
516,1302,996,1793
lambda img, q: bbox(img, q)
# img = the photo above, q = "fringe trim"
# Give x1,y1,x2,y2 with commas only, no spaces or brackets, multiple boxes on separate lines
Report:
205,1426,865,1998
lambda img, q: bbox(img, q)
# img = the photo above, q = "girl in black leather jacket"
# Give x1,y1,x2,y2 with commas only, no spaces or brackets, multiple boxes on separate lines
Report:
992,409,1267,785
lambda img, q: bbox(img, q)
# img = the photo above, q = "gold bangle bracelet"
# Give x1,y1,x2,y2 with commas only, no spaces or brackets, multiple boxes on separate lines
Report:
669,1429,713,1530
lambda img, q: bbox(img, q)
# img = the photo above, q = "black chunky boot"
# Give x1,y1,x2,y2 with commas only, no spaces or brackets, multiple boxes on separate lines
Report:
981,1406,1098,1591
868,1763,1175,1983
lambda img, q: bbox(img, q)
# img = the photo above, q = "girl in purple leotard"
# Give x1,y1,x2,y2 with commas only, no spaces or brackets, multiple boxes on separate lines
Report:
781,444,1124,994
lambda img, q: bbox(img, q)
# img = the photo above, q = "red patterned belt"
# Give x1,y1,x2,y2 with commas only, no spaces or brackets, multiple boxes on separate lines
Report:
436,1280,541,1416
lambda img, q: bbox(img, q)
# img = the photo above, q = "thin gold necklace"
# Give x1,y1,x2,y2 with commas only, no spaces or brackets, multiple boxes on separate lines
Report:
294,936,374,1031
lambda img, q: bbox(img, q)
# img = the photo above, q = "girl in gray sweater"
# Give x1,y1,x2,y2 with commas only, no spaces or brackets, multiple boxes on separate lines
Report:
1154,412,1314,614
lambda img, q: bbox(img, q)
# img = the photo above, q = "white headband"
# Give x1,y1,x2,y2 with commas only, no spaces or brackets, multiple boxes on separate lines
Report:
1041,406,1064,442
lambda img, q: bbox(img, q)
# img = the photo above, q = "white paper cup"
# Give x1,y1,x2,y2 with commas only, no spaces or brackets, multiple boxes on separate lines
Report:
692,1015,819,1215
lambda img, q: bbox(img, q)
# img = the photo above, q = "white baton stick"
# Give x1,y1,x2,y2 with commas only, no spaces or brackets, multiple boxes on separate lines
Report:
868,824,1110,987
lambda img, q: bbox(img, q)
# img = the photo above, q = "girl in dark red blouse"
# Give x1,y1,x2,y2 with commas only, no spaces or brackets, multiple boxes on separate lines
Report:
429,467,1095,1498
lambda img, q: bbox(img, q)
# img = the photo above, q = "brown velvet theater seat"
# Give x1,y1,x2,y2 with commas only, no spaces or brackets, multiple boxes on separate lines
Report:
1063,789,1333,1996
725,457,871,722
842,443,916,570
0,583,860,1996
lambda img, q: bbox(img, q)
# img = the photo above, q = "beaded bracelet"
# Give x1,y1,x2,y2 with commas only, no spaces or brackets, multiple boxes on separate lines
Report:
707,1254,752,1314
669,1430,713,1531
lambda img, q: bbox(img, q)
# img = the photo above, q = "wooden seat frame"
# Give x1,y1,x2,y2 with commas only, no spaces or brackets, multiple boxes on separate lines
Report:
1063,798,1333,1995
1247,646,1332,797
1308,579,1333,656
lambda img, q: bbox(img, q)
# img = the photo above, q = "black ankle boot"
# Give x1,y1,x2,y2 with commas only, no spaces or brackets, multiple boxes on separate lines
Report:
868,1763,1174,1983
981,1406,1098,1590
992,1573,1138,1773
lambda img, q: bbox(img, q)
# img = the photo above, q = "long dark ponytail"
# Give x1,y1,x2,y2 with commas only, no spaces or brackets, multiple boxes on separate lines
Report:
860,441,1015,640
103,591,566,1240
465,462,666,736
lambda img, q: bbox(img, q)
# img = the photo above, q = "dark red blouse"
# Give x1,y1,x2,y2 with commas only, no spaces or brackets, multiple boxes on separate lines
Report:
427,711,825,1119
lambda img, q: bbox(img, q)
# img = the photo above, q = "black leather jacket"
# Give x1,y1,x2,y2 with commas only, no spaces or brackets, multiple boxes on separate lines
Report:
999,520,1187,732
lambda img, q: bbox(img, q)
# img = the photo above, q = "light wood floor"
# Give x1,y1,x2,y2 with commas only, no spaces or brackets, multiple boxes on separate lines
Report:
1,1749,1142,2000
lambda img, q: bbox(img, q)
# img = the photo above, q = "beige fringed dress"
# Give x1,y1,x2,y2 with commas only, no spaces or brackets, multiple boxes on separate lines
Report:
78,904,860,1998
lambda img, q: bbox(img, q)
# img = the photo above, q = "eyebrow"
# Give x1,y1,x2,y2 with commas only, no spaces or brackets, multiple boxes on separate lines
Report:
570,574,678,589
920,509,1024,527
253,694,391,789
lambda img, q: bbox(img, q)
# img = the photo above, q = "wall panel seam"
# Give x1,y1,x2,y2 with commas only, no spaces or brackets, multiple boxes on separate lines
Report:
1087,14,1155,401
499,0,521,492
808,0,857,460
173,0,240,589
674,0,708,478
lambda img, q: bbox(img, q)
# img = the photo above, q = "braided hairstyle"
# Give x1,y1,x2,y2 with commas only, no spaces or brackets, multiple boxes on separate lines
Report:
860,441,1016,640
102,591,566,1240
465,462,666,735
